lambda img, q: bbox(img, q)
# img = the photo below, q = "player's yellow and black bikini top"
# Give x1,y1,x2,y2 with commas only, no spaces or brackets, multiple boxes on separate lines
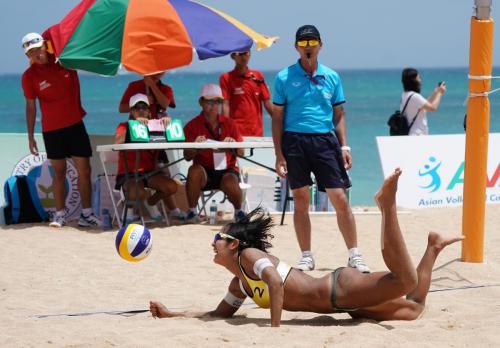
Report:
237,256,292,308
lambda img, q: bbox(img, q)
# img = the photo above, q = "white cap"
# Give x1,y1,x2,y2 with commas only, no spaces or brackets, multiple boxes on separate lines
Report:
129,93,150,108
200,84,223,100
22,33,44,53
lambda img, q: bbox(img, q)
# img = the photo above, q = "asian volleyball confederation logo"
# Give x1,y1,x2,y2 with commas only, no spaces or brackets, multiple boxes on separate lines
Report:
11,153,81,218
418,156,442,193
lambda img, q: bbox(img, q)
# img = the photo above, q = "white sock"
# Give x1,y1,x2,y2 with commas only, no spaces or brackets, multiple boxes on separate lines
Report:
189,207,197,214
82,208,92,217
349,248,359,259
55,210,65,217
170,208,181,215
302,250,313,258
145,201,161,216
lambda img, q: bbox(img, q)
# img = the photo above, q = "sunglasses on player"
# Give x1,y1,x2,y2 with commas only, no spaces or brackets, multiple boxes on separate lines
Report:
214,232,238,242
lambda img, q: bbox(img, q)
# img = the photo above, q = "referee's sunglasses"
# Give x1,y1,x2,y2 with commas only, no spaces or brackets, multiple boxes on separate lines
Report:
296,39,320,47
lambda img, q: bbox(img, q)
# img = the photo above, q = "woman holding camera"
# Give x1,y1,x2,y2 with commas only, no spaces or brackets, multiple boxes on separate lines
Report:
400,68,447,136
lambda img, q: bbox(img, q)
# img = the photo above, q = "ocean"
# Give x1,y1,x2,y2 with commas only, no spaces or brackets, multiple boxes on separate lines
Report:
1,68,499,205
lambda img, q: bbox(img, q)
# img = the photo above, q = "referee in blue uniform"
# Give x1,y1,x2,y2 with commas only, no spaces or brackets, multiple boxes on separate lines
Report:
271,25,370,273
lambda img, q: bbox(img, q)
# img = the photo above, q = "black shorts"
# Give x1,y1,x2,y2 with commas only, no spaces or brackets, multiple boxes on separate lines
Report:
203,168,240,191
42,121,92,160
281,132,351,191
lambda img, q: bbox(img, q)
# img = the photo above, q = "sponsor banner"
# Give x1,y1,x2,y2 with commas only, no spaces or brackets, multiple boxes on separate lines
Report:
376,134,500,208
12,152,81,219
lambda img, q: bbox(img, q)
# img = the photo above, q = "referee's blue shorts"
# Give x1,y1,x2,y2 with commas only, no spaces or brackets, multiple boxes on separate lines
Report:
281,131,351,191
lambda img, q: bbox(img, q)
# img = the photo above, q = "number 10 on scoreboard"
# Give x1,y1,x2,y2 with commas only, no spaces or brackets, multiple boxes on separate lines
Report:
165,119,185,142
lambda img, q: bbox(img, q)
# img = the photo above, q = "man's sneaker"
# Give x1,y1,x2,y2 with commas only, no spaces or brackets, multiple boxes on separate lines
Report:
348,255,371,273
184,211,201,224
296,256,315,271
78,213,102,227
234,210,246,222
144,202,163,221
49,214,66,228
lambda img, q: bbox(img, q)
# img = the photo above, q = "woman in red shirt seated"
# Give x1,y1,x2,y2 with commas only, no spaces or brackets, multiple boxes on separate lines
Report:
115,93,177,222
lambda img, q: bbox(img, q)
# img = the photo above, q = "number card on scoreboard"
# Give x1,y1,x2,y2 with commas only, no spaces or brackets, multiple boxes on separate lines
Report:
128,120,150,142
166,119,185,142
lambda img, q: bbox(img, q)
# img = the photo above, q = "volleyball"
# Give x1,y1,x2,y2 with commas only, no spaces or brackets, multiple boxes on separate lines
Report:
115,224,153,262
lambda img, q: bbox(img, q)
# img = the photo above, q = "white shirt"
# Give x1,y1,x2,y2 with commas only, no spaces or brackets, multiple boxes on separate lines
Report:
400,91,428,135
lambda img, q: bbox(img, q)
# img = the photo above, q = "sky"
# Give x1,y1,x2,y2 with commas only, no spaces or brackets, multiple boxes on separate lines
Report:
2,0,499,74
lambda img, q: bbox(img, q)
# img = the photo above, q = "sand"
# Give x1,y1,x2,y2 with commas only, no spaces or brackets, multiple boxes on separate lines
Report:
1,205,499,347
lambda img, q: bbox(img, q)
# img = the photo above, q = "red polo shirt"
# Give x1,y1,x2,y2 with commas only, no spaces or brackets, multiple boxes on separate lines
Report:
219,68,270,136
21,55,86,132
120,79,175,119
115,122,159,176
184,114,243,171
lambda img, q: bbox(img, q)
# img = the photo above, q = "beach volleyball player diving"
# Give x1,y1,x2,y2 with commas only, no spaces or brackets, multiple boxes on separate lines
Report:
149,168,463,327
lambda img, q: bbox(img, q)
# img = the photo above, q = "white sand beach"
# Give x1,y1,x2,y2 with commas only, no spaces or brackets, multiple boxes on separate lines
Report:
1,205,499,347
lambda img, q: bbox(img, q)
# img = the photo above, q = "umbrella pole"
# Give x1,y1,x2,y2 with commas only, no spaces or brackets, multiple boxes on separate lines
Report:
461,0,494,263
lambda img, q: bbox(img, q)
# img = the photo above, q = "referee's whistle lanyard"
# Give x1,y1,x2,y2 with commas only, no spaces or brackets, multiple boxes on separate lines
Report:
305,72,320,85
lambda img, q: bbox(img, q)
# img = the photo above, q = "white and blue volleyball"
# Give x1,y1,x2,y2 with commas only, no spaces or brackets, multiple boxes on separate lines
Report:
115,224,152,262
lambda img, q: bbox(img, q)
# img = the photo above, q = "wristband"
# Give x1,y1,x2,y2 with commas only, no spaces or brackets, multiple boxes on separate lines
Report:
341,146,351,152
223,291,244,308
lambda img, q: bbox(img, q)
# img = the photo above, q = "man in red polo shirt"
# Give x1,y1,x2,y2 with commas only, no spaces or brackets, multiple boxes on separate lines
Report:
183,84,245,223
219,50,273,136
21,32,101,228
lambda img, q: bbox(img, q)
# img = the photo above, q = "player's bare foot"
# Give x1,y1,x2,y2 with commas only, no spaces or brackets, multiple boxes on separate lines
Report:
374,168,402,209
427,231,464,254
149,301,173,318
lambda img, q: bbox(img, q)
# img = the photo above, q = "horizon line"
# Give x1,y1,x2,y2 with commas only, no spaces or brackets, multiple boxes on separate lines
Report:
3,65,500,77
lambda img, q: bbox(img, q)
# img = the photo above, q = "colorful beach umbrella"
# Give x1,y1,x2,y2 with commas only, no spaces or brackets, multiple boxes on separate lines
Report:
46,0,277,76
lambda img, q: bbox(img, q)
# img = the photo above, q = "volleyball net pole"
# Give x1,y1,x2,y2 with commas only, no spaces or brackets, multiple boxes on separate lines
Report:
462,0,494,262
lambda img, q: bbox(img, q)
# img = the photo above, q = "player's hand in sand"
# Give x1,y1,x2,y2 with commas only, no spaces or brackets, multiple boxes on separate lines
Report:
150,301,175,318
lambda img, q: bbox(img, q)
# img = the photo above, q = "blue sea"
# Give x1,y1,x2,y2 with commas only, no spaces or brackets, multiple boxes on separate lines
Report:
1,68,499,205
